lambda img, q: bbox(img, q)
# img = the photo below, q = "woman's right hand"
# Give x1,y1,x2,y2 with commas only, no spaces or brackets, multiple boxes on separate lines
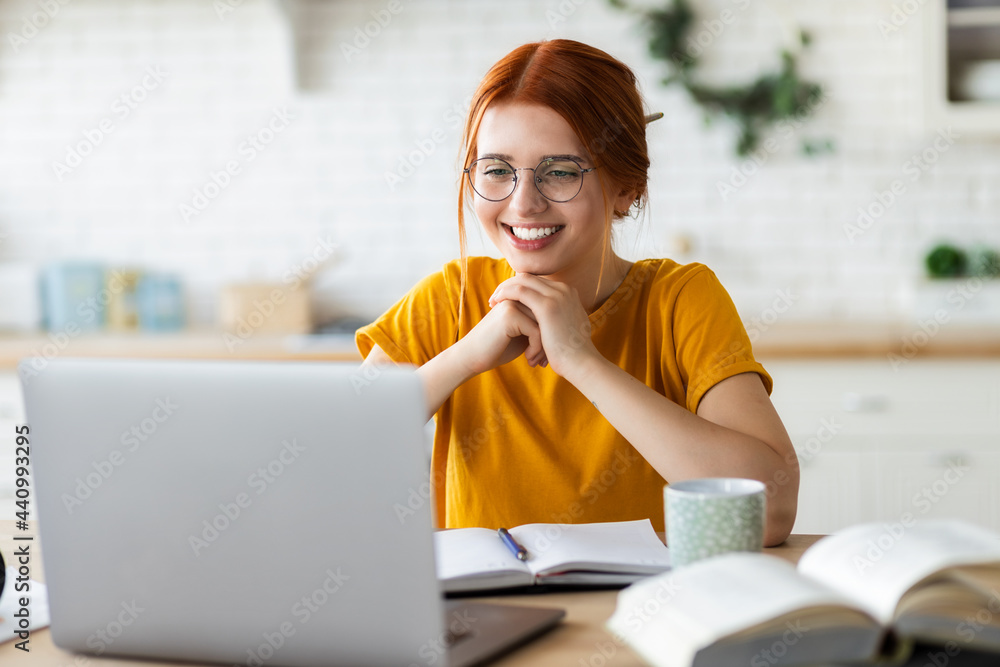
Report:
408,296,546,419
456,298,546,376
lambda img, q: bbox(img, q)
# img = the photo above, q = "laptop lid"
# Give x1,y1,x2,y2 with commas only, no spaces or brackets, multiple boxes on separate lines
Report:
22,358,450,666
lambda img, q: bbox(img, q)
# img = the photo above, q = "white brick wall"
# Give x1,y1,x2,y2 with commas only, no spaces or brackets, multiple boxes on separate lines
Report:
0,0,997,327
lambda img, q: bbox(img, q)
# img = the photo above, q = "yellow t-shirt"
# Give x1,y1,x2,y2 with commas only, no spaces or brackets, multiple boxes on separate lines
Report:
356,257,771,532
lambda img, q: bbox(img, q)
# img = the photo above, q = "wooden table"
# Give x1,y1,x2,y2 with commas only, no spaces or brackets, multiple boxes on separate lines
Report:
0,521,820,666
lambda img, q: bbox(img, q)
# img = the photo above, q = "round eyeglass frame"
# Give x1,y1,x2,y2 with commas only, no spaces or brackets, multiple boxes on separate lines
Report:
463,157,597,203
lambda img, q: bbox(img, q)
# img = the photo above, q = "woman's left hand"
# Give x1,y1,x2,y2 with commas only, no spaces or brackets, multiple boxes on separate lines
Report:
488,273,600,378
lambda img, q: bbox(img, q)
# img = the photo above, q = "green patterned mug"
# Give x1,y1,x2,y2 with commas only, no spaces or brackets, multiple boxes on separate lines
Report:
665,478,766,567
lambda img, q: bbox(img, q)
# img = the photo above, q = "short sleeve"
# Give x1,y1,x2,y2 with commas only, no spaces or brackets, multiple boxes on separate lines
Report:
669,267,773,412
355,264,461,366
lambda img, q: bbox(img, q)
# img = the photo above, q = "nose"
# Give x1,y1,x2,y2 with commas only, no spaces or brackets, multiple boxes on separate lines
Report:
507,169,548,216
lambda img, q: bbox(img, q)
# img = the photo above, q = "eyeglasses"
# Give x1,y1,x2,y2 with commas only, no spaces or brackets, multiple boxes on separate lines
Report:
463,157,596,203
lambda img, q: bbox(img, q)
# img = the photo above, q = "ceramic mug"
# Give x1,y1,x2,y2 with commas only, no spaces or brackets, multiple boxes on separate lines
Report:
665,478,766,567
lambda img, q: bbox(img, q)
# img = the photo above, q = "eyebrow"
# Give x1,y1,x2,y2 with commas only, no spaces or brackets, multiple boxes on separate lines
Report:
479,152,590,164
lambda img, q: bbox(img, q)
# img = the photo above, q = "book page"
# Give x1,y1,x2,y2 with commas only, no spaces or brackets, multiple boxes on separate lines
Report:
797,519,1000,625
512,520,670,578
893,581,1000,650
606,552,874,667
949,564,1000,595
433,528,532,592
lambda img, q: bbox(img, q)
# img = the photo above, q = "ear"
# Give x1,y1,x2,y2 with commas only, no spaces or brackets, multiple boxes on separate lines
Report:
613,188,637,216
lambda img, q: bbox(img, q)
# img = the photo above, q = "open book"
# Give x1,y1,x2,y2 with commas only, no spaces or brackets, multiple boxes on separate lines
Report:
607,519,1000,667
434,519,671,594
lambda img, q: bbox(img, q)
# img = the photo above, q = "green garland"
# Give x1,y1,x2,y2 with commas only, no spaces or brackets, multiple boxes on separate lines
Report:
610,0,832,157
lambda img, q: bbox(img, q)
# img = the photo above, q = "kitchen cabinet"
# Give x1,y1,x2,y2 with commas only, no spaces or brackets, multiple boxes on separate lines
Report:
925,0,1000,132
765,357,1000,534
869,441,1000,528
795,446,875,535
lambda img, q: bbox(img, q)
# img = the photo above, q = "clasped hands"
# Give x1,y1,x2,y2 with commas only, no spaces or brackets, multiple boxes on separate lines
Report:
460,273,599,380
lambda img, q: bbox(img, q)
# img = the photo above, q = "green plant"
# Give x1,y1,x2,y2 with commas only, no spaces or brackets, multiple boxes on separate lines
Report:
968,245,1000,278
924,243,1000,279
925,243,967,279
609,0,831,157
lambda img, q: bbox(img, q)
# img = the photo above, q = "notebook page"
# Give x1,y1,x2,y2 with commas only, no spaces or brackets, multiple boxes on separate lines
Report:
433,528,531,585
512,520,670,576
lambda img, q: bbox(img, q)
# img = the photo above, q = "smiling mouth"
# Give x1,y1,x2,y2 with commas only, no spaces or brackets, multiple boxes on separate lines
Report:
504,225,565,241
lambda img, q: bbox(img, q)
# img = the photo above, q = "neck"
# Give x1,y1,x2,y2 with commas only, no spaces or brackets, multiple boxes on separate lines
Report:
543,253,632,313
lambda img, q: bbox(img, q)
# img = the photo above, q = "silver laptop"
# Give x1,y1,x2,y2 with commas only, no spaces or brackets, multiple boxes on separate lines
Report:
21,358,563,666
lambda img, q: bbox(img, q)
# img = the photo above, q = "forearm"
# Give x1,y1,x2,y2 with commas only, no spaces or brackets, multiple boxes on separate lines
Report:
414,343,477,420
567,355,798,545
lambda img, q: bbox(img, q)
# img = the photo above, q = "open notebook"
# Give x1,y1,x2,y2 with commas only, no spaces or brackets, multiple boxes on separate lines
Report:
436,519,671,594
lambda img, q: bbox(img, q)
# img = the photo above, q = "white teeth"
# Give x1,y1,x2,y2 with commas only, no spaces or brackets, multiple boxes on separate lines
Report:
510,226,561,241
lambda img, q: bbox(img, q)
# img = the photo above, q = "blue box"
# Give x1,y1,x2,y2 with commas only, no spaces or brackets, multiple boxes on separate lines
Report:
136,274,185,331
39,262,107,333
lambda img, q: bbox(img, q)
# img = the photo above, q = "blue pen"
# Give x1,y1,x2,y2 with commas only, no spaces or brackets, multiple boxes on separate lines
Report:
498,527,528,561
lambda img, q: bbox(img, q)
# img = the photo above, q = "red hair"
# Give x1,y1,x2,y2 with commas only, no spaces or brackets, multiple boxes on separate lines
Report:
457,39,651,309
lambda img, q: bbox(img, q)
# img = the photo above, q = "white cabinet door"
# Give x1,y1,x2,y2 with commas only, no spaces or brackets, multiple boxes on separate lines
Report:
869,441,1000,532
765,358,1000,535
793,444,875,535
767,359,1000,438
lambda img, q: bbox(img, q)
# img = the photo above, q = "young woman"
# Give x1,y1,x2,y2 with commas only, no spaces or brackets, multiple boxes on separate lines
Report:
357,39,798,545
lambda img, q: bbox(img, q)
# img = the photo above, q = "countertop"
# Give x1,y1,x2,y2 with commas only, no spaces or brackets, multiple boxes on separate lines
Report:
747,319,1000,358
1,320,999,370
0,330,362,370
